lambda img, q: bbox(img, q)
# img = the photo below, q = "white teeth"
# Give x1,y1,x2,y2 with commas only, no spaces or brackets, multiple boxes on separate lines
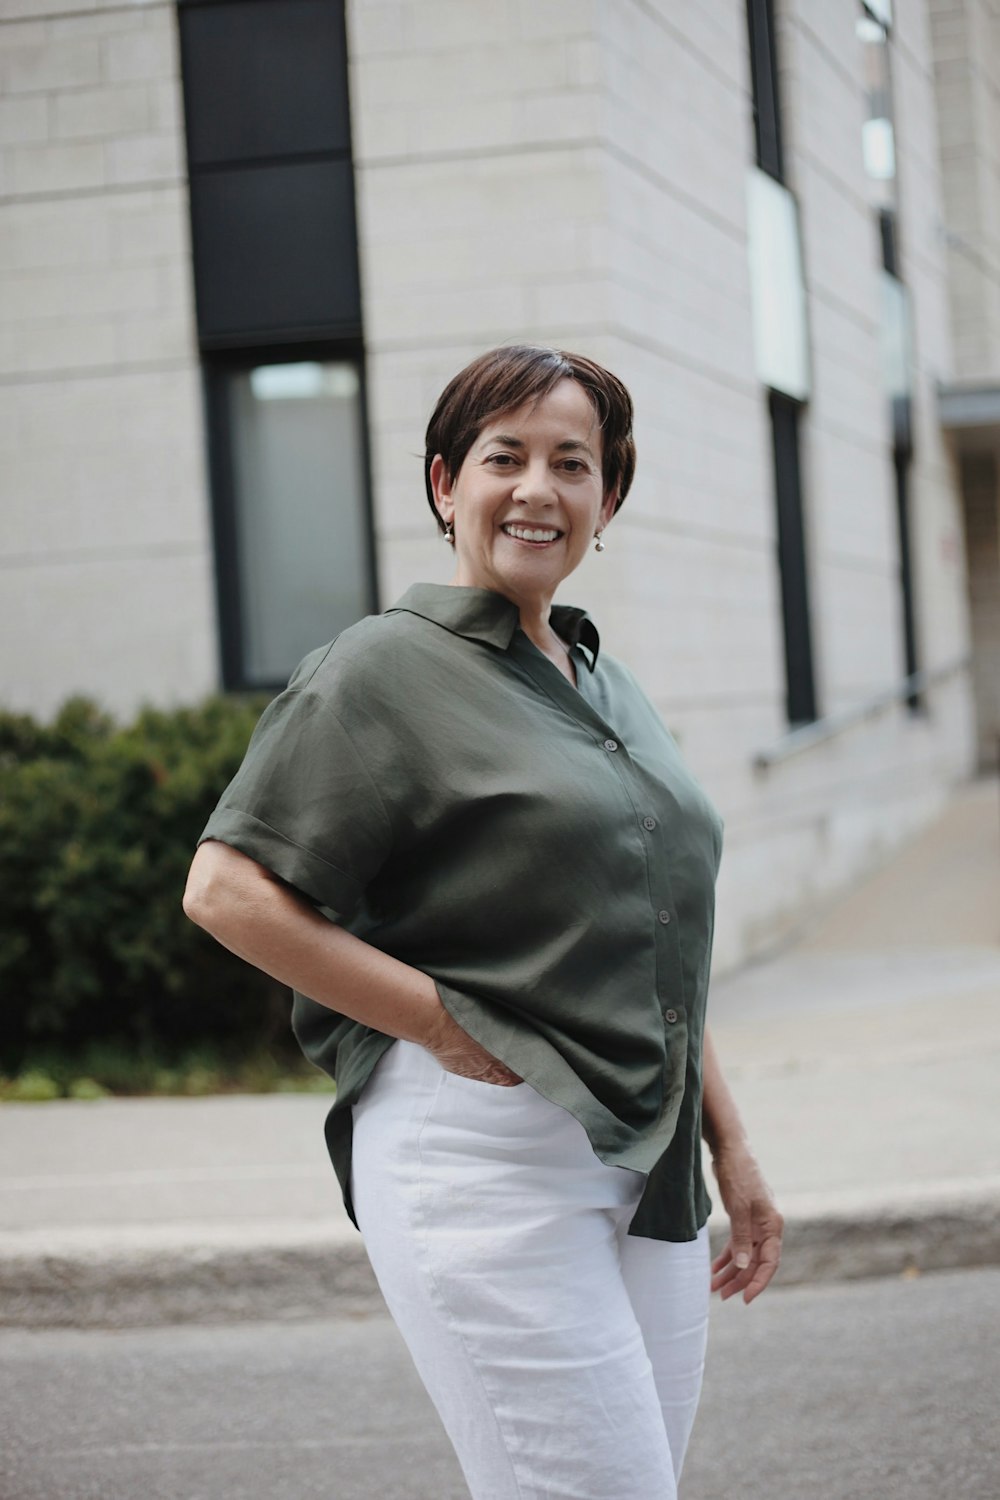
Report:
503,525,560,543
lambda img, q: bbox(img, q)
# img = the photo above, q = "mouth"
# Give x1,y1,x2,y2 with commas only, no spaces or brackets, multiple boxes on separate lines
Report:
500,523,564,546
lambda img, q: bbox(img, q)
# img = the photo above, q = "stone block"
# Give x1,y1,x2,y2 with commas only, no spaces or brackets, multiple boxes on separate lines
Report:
346,0,410,56
146,79,182,136
0,196,116,273
0,94,47,145
0,314,116,377
8,140,105,195
52,83,149,141
48,7,147,42
112,309,196,365
0,263,160,324
109,190,190,264
101,24,176,87
366,277,528,346
514,0,597,43
0,551,218,720
0,0,98,17
358,147,606,243
1,367,207,557
104,130,182,185
1,37,101,94
405,0,522,50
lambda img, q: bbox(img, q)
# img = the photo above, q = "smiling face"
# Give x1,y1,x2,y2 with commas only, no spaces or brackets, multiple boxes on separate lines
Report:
430,378,618,614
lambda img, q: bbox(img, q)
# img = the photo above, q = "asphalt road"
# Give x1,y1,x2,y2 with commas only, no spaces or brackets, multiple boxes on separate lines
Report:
1,1267,997,1500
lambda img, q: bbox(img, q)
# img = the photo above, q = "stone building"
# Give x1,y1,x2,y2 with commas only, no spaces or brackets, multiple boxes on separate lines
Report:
1,0,996,966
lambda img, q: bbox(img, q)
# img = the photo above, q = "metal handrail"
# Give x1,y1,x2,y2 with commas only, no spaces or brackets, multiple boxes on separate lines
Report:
753,654,970,770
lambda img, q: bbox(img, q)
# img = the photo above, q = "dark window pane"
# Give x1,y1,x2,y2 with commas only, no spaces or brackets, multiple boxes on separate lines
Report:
190,159,361,344
179,0,350,166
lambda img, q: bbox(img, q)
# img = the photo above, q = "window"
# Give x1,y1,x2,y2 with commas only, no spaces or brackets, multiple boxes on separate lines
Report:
745,0,818,725
178,1,372,689
206,353,375,691
857,1,920,703
857,3,899,270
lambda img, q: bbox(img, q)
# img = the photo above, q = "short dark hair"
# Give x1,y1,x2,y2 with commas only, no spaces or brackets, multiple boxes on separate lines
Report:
423,344,636,532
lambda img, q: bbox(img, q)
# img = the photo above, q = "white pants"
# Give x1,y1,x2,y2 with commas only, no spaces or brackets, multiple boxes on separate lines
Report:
351,1040,711,1500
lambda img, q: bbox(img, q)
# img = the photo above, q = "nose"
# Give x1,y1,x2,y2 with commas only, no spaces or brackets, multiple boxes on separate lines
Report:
511,458,557,508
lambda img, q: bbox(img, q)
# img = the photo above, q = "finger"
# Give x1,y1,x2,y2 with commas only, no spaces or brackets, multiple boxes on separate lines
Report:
741,1236,782,1305
711,1259,743,1295
727,1206,754,1276
717,1243,759,1301
711,1241,733,1274
719,1267,754,1301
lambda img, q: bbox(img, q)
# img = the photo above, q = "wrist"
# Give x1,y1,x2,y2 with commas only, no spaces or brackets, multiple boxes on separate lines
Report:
402,978,450,1049
704,1123,753,1164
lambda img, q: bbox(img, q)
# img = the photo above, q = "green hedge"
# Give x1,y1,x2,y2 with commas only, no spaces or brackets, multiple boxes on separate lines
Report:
0,693,300,1078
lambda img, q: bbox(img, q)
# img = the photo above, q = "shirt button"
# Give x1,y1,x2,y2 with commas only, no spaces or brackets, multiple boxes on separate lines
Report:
665,1008,679,1024
603,738,618,753
657,910,671,925
643,816,657,831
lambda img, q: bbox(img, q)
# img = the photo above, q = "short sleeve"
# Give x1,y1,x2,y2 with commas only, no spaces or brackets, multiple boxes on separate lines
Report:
198,688,392,917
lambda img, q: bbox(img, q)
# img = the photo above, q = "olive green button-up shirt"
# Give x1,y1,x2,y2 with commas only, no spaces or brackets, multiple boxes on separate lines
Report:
199,583,724,1242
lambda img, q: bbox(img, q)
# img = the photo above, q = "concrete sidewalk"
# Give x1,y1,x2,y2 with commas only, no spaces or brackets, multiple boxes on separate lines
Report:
2,779,998,1328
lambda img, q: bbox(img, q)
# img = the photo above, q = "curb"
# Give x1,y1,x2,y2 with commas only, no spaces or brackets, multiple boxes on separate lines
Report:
0,1227,378,1330
2,1195,999,1329
765,1197,1000,1289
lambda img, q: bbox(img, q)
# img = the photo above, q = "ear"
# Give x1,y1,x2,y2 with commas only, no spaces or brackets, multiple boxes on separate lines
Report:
429,454,455,529
599,487,619,530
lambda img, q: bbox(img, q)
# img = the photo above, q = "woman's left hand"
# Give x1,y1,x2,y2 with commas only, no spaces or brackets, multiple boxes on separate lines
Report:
709,1144,784,1305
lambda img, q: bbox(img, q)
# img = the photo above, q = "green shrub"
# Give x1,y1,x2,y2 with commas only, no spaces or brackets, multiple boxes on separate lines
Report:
67,1077,109,1101
5,1070,61,1102
0,693,299,1079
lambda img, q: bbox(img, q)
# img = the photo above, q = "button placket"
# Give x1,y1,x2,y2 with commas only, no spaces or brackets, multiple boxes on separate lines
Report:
646,811,684,1024
572,704,685,1029
513,637,694,1043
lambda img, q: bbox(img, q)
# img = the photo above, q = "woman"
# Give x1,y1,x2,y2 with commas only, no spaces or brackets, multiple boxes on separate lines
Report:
184,345,782,1500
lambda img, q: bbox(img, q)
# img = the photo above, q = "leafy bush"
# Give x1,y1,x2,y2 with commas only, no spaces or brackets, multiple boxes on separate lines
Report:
0,693,302,1079
4,1069,61,1102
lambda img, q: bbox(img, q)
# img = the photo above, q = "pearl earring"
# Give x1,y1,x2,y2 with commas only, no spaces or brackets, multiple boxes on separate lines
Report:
443,523,454,544
594,530,606,553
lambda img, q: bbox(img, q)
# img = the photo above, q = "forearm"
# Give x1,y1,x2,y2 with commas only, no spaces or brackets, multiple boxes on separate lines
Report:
701,1024,784,1298
182,840,443,1046
701,1026,752,1160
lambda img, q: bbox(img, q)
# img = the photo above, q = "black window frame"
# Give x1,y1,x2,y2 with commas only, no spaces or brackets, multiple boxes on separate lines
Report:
769,392,818,726
746,0,784,181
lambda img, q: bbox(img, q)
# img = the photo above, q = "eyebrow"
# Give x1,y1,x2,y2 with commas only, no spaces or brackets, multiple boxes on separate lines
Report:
486,435,597,460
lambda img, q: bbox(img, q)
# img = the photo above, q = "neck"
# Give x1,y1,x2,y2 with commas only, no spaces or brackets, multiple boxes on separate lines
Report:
518,597,576,684
517,597,558,654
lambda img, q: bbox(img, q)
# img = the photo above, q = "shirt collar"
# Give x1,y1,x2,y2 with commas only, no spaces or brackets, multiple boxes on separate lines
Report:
386,583,601,671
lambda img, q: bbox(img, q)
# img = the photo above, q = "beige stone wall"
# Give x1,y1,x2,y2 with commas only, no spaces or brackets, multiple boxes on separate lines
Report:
927,0,1000,773
348,0,976,967
0,0,216,719
929,0,1000,383
0,0,980,967
961,453,1000,767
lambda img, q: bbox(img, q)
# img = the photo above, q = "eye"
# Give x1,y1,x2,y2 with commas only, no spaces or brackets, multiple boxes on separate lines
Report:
485,452,517,467
561,458,589,473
